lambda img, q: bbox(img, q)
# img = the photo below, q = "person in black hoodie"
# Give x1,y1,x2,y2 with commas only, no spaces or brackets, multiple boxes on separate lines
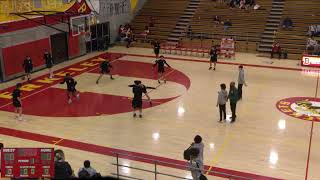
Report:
54,149,74,179
22,56,33,82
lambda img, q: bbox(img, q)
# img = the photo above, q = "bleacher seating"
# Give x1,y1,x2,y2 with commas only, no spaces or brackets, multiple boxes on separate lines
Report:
130,0,189,46
274,0,320,59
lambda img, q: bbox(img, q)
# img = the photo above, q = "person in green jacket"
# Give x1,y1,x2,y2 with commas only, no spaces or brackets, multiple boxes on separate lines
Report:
228,81,238,123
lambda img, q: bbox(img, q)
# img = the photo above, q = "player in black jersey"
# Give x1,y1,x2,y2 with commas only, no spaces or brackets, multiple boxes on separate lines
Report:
96,59,114,84
22,56,33,82
12,83,23,120
153,55,171,84
209,46,218,70
60,73,80,104
153,41,160,58
128,80,155,118
44,50,54,78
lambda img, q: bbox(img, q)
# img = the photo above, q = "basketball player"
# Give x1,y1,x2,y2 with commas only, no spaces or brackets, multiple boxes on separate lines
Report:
96,59,114,84
12,83,23,121
129,80,155,118
153,40,161,58
22,56,33,82
153,55,171,84
60,73,80,104
44,50,54,78
209,46,218,70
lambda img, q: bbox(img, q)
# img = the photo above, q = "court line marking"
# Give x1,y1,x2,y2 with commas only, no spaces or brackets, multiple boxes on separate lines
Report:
304,72,319,180
0,58,118,110
53,138,64,145
206,132,233,175
0,126,282,180
121,53,305,72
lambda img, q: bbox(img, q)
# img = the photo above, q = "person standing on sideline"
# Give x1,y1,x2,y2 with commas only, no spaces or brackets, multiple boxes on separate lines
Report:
237,65,247,100
44,50,54,78
209,46,218,70
188,148,203,180
153,41,161,58
217,83,228,122
22,56,33,82
228,82,238,123
191,135,204,163
12,83,23,121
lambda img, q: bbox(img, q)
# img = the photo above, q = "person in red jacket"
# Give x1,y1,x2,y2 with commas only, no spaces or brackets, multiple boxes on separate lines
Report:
271,41,281,59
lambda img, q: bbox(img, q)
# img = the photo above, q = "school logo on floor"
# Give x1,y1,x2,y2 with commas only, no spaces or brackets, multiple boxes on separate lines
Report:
276,97,320,122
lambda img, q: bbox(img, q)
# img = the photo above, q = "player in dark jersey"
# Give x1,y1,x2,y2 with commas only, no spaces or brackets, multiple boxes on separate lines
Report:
153,41,161,58
209,46,218,70
12,83,23,120
44,50,54,78
60,73,80,104
22,56,33,82
128,80,155,118
153,55,171,84
96,59,114,84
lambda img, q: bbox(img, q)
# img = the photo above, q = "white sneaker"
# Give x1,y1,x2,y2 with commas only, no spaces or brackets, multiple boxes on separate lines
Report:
18,116,23,121
76,94,80,100
68,99,72,104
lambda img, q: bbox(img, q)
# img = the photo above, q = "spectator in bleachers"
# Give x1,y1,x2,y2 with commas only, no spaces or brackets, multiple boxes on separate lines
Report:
282,17,293,30
229,0,236,8
239,0,246,9
223,19,232,32
118,25,126,38
213,15,221,24
271,41,281,59
306,37,320,55
140,26,150,41
78,160,100,178
125,28,133,48
187,25,193,40
148,16,155,27
54,149,74,179
308,25,320,37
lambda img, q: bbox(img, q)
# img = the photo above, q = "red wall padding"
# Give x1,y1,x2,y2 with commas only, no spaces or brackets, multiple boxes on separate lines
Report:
68,35,80,58
2,38,50,76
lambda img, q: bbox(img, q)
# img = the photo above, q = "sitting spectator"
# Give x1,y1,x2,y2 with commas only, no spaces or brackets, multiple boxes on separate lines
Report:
307,37,320,55
271,41,281,59
213,15,221,24
118,25,126,38
282,17,293,30
187,25,193,39
239,0,246,9
229,0,236,8
308,25,320,37
78,160,100,178
148,16,155,27
54,149,74,179
223,19,232,32
125,28,133,48
140,26,150,40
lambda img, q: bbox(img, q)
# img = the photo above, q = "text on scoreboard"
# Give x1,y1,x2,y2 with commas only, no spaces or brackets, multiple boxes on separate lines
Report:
1,148,54,178
302,55,320,67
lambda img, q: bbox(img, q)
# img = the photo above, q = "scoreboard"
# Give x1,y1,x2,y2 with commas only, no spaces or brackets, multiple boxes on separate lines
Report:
302,55,320,67
1,148,54,178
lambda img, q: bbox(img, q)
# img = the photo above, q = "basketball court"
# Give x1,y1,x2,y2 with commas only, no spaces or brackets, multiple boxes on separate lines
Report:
0,46,320,179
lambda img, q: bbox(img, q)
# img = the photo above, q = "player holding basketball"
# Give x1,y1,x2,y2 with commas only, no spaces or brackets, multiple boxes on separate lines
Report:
153,55,171,84
129,80,155,118
22,56,33,82
60,73,80,104
209,46,218,70
96,59,114,84
44,50,54,78
12,83,23,121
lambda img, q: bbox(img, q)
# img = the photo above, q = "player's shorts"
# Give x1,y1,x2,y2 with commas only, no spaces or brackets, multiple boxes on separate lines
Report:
210,56,217,62
13,100,21,108
101,69,110,74
46,63,53,69
132,99,143,109
158,67,165,73
24,67,33,73
67,87,77,92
